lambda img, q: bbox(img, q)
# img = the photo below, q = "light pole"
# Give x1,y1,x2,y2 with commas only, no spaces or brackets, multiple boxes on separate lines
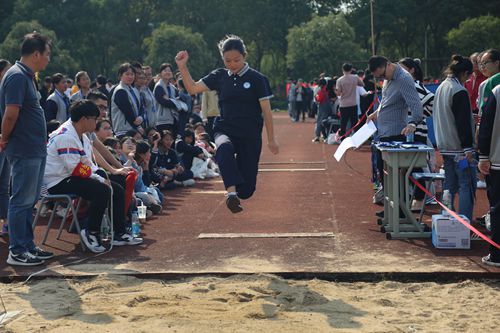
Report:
370,0,375,55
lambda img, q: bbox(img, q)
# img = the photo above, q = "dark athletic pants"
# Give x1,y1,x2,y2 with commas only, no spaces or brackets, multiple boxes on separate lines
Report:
488,170,500,261
215,133,261,199
339,105,358,137
48,175,126,234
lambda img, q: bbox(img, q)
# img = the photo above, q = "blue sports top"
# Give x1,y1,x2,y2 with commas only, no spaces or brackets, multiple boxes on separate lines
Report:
201,63,273,138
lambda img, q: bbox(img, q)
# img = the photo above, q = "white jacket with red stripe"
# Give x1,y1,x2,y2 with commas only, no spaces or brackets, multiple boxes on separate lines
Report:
44,120,104,189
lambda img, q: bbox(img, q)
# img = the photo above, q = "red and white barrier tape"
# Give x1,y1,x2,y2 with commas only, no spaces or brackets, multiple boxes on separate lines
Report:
336,96,379,141
409,176,500,250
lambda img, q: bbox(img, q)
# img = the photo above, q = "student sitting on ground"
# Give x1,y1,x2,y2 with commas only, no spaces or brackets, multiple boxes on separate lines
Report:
150,130,195,189
118,136,163,214
44,100,143,253
133,140,164,214
175,129,204,173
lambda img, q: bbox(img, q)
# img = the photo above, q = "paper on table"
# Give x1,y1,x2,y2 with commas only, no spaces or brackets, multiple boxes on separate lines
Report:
334,120,377,162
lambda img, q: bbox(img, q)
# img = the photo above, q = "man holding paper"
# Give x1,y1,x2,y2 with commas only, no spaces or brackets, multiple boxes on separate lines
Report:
367,56,423,216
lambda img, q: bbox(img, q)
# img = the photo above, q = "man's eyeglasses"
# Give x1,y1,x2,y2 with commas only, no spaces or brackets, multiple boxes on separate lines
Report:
96,105,108,111
479,60,494,68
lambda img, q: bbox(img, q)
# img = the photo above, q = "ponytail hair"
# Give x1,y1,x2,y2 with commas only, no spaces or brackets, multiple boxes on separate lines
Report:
445,54,472,77
399,57,424,82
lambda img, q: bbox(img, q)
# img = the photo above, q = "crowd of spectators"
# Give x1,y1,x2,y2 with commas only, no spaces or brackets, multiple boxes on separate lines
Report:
0,33,219,264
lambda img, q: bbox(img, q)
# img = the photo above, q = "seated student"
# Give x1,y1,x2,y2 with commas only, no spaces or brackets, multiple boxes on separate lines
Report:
195,132,216,154
95,119,113,142
193,122,206,138
134,140,164,208
193,132,220,179
150,130,195,188
125,129,143,141
44,100,142,253
175,129,205,173
119,138,162,214
144,127,170,187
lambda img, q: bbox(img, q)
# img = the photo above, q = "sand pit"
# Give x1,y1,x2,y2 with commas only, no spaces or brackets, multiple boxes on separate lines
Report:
0,274,498,333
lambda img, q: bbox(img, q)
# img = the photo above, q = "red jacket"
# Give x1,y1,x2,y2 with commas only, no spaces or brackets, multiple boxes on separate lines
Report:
315,86,328,104
465,72,487,112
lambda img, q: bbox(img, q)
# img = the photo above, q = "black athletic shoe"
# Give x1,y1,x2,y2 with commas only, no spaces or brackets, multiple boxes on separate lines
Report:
7,251,44,266
226,194,243,214
28,247,54,260
150,203,162,215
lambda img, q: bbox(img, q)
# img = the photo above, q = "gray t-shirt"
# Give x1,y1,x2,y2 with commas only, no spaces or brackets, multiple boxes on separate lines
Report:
336,74,363,107
0,61,47,158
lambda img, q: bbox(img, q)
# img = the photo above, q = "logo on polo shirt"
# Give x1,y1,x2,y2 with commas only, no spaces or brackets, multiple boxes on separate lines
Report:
243,82,251,89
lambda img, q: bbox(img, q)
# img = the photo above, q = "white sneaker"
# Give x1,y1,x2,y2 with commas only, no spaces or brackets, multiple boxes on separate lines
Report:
477,180,487,189
206,168,219,178
182,179,196,187
80,229,106,253
112,233,143,246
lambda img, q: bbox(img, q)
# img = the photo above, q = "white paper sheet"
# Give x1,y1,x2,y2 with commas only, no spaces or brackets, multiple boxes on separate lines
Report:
334,120,377,162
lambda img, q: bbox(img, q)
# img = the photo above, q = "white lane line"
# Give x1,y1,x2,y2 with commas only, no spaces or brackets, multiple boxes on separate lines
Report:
259,168,326,172
198,232,335,239
259,161,325,165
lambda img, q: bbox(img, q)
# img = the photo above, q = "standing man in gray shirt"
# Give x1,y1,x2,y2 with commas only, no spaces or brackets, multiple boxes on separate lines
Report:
336,63,364,137
367,55,423,217
0,33,54,266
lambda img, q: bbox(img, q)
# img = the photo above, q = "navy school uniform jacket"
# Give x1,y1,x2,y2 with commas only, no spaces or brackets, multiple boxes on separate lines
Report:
174,139,203,171
150,147,179,174
201,63,273,139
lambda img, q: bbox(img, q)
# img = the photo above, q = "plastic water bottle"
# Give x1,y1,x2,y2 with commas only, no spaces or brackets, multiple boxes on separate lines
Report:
131,212,140,237
406,133,414,143
442,190,451,215
100,209,111,241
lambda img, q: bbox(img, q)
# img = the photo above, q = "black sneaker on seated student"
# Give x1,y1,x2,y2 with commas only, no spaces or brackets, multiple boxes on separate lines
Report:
28,246,54,260
112,233,143,246
150,202,162,215
80,229,106,253
482,254,500,267
7,251,45,266
226,193,243,214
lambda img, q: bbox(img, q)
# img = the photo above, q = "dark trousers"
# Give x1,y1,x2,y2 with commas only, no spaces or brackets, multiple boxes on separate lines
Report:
295,101,306,121
48,176,126,234
177,112,190,137
488,170,500,261
206,116,216,141
339,105,358,136
214,133,262,199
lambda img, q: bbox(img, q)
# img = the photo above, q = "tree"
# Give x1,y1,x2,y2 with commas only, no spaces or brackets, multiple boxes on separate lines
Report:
447,16,500,56
286,13,365,79
0,20,78,75
144,24,213,78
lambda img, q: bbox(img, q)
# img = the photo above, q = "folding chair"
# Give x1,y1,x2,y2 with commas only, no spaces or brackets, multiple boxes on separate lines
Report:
32,194,85,251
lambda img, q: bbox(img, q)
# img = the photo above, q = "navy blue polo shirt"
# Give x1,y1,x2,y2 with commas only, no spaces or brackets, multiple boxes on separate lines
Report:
201,63,273,138
0,61,47,158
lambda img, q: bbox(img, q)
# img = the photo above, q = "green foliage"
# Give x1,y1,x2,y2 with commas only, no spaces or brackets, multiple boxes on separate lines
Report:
286,13,365,79
0,20,78,75
144,24,213,78
0,0,498,82
447,15,500,55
